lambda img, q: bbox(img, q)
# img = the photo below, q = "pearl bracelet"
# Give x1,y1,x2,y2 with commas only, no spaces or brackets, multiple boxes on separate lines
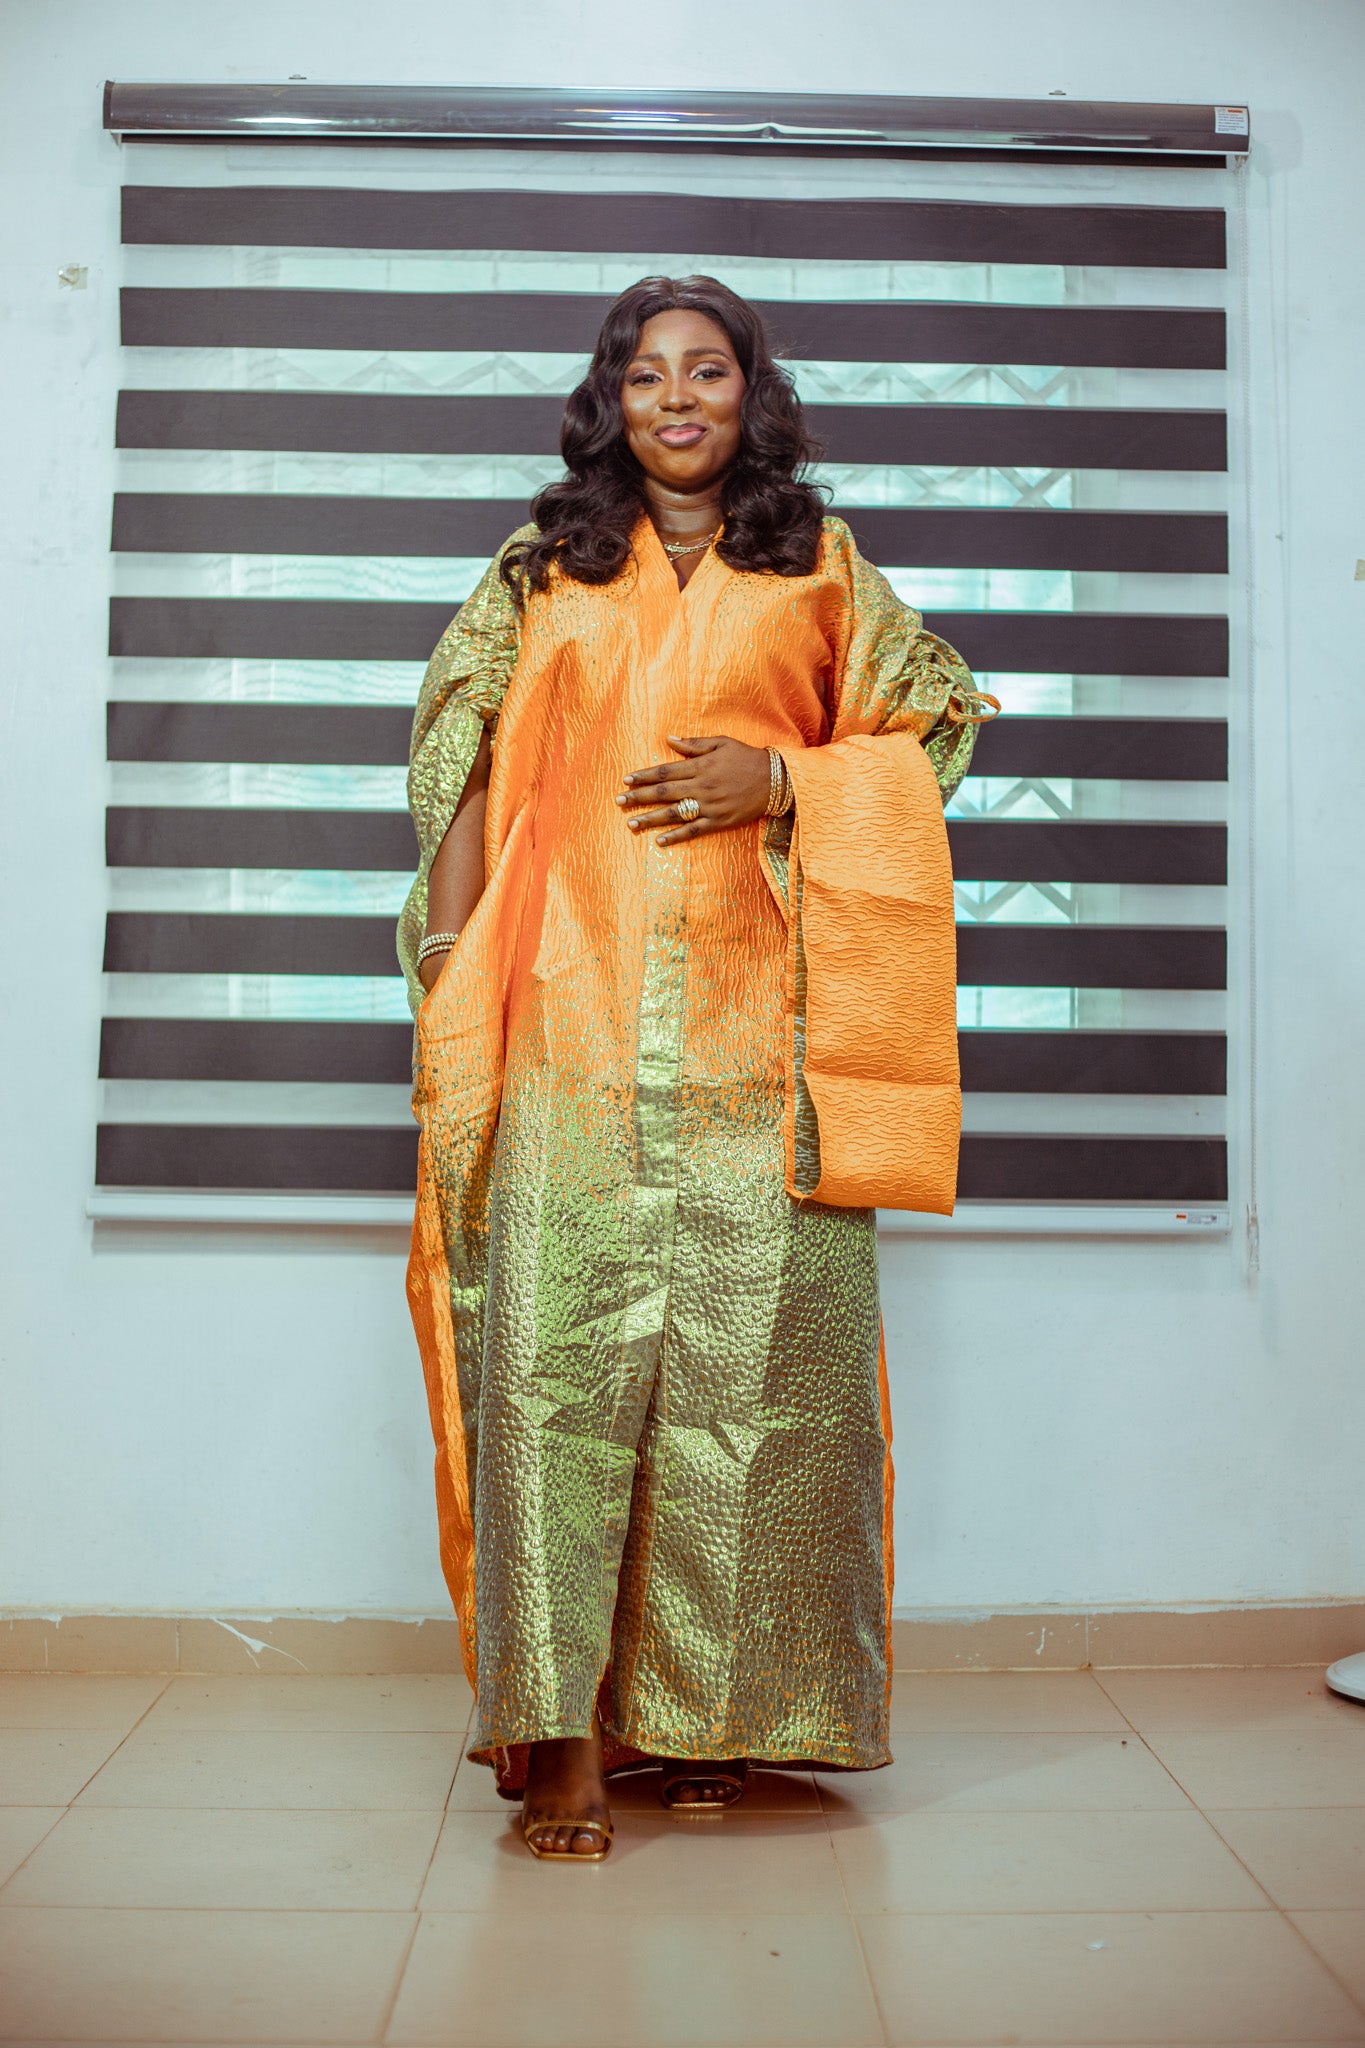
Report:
417,930,461,965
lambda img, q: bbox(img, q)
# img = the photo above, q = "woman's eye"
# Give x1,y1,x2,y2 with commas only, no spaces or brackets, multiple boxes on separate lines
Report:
627,370,659,386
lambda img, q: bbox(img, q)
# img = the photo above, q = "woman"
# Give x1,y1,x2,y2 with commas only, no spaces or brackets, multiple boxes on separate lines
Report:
398,276,992,1860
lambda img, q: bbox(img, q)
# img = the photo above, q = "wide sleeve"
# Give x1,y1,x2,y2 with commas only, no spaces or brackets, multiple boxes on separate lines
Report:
396,529,530,1015
823,536,997,797
775,523,998,1215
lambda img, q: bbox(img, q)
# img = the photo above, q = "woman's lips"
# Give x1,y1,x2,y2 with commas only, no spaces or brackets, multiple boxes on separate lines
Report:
655,424,707,446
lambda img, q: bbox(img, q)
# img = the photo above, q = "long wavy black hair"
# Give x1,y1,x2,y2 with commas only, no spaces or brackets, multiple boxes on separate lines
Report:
500,275,826,595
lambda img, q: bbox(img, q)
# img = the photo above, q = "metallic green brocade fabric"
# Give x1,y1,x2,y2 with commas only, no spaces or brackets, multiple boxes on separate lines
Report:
400,519,982,1776
397,527,531,1015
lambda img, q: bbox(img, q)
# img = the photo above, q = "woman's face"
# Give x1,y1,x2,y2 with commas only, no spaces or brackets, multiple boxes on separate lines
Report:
620,308,746,493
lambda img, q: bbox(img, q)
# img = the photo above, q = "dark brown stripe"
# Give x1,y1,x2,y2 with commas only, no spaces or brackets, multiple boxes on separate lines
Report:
108,600,1230,675
958,1029,1225,1094
111,491,1227,575
955,924,1225,990
844,508,1225,574
93,1118,1228,1201
105,807,418,870
108,704,1228,782
103,916,402,977
806,403,1226,469
120,289,1228,373
112,488,520,552
116,387,1228,463
97,1014,1223,1095
116,390,569,455
971,716,1227,781
121,187,1226,267
957,1134,1227,1202
101,1017,413,1082
104,807,1224,882
107,703,414,767
96,1120,418,1192
102,918,1227,989
952,613,1227,677
949,820,1226,885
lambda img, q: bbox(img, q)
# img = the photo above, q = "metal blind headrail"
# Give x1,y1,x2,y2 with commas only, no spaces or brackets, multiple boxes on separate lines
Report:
102,83,1251,160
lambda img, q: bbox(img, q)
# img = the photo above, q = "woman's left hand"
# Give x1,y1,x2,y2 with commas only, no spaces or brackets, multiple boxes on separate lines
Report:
617,734,773,845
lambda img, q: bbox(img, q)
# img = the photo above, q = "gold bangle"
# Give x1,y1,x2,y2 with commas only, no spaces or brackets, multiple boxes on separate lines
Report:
764,747,786,818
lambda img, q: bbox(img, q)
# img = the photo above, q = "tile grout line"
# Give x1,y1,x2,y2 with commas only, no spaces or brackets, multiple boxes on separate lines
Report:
1090,1669,1289,1880
1191,1802,1365,2024
378,1720,470,2039
376,1906,424,2046
0,1807,68,1903
1269,1907,1365,2027
0,1900,461,1916
6,1679,1362,2029
899,2038,1365,2048
1088,1669,1365,2025
0,1675,179,1902
819,1765,891,2048
411,1714,465,1913
8,1680,471,1824
0,1895,1340,1919
50,1675,181,1804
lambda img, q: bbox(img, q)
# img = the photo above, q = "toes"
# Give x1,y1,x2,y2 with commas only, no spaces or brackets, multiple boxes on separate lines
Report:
529,1824,603,1853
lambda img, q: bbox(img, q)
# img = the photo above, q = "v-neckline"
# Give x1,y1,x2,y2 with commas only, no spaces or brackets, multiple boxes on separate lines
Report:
635,513,724,602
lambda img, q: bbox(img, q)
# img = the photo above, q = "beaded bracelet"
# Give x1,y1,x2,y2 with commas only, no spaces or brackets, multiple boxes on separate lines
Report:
417,930,461,965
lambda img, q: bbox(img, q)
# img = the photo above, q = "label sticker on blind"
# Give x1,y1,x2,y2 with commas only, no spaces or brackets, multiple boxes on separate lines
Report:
1215,106,1249,135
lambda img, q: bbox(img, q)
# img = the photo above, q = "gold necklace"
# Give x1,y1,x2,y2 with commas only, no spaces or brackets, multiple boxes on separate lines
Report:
661,526,720,559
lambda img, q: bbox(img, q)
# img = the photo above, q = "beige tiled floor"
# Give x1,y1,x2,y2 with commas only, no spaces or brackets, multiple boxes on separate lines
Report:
0,1666,1362,2045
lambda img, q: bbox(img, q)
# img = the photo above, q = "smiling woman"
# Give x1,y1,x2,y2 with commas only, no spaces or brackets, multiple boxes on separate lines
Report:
397,274,994,1863
501,275,827,594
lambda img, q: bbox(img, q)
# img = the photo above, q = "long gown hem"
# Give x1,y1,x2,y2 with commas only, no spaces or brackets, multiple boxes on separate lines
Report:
466,1733,893,1774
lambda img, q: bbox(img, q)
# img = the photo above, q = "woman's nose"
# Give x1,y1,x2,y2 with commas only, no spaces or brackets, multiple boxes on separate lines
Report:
659,383,697,411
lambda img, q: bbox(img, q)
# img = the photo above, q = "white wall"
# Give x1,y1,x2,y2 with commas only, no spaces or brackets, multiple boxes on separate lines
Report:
2,0,1363,1618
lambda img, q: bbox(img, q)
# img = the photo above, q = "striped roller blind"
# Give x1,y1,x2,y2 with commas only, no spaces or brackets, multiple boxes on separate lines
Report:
99,146,1233,1219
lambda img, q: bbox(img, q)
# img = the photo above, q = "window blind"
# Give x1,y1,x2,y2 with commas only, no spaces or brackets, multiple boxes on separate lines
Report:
99,145,1232,1217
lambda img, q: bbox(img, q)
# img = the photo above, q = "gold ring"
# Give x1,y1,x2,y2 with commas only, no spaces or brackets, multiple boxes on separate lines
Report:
674,798,701,822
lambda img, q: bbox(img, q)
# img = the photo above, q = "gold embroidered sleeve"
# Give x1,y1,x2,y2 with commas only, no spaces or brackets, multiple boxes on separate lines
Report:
830,520,998,806
397,528,531,1014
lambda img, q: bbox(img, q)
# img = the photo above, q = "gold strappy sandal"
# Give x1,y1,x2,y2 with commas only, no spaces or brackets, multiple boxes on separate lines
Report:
521,1811,614,1862
660,1758,748,1815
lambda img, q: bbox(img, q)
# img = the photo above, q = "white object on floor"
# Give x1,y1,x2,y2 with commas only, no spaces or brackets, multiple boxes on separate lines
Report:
1325,1651,1365,1701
